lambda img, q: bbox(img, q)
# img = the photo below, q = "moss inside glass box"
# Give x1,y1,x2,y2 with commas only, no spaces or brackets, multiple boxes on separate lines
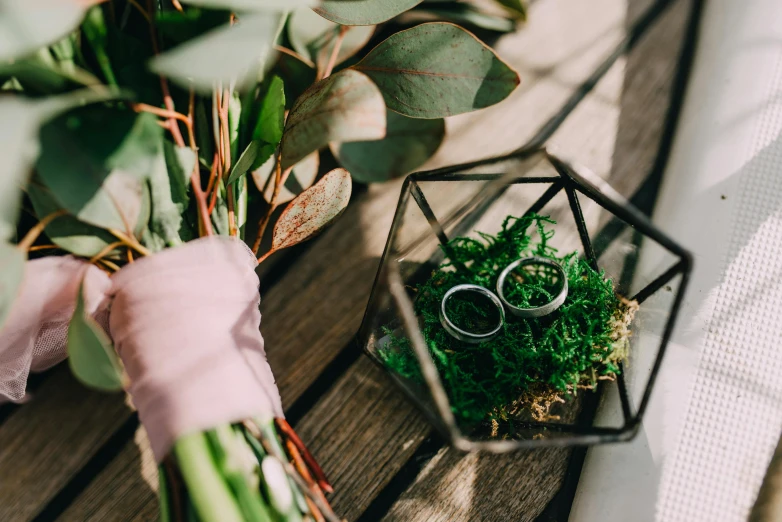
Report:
379,214,638,434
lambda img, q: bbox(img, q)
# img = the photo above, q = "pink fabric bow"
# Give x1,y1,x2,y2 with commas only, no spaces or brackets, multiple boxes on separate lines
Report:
0,237,283,461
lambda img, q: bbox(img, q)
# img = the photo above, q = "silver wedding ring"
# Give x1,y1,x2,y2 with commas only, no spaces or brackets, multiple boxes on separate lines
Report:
496,256,568,318
439,284,505,344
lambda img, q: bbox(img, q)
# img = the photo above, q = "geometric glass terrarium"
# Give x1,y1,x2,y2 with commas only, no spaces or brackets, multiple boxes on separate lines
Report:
358,147,692,451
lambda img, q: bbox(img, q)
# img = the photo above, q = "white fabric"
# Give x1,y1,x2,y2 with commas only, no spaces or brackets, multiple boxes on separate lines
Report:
571,0,782,520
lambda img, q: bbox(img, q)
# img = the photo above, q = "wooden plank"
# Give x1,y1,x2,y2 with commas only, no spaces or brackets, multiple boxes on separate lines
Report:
383,446,572,522
59,428,159,522
0,370,130,521
55,0,634,519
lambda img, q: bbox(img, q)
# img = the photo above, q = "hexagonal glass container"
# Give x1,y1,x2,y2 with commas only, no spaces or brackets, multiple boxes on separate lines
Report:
358,147,692,451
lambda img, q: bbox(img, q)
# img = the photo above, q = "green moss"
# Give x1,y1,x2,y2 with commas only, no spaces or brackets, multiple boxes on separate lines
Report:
379,214,633,430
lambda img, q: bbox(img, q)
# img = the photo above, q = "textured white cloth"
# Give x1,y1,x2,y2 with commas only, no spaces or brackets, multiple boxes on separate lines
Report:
571,1,782,520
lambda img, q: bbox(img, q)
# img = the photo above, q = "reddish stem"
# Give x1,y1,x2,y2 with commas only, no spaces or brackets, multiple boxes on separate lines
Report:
321,26,348,80
146,0,212,236
286,440,327,522
275,418,333,493
205,153,219,196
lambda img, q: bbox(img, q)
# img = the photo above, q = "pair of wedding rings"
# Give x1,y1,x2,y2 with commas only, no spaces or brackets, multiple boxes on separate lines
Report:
438,257,568,344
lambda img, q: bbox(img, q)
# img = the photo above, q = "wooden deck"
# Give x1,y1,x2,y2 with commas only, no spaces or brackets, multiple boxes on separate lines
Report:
0,0,699,520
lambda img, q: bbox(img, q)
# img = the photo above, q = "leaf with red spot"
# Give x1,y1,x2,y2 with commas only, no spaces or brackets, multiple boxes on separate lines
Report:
271,168,351,252
279,69,386,170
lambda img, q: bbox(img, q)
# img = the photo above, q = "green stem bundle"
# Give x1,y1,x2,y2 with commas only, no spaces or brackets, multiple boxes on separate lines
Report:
161,419,337,522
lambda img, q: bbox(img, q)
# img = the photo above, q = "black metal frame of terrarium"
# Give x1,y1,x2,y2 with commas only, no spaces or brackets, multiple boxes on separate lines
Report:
358,146,692,451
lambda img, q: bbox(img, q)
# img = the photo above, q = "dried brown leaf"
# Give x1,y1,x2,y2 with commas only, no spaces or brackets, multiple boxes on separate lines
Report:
271,168,351,252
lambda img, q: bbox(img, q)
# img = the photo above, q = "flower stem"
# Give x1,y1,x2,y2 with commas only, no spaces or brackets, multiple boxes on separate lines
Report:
17,209,66,252
173,432,244,522
321,26,348,80
158,465,171,522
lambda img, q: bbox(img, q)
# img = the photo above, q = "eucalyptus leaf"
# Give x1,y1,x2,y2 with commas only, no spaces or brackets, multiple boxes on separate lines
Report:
211,182,230,236
37,108,161,232
149,12,280,93
271,168,351,252
145,144,196,249
0,90,122,242
228,90,241,161
82,5,117,86
280,69,385,169
288,8,375,66
354,22,520,118
0,242,24,332
227,140,263,185
314,0,424,25
67,281,124,392
411,4,515,33
252,150,318,205
1,98,42,241
252,75,285,145
0,58,101,94
331,111,444,182
166,144,196,204
273,48,316,110
0,0,89,61
27,182,118,257
495,0,527,20
180,0,315,9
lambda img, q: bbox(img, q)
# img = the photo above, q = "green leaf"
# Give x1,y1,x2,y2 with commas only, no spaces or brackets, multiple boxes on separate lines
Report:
36,108,162,232
1,98,41,242
82,5,118,86
227,140,263,185
149,12,281,93
0,57,101,94
176,0,315,9
145,144,196,249
67,281,124,392
331,111,444,182
252,150,318,204
211,181,230,236
271,168,351,252
495,0,527,20
0,242,24,332
413,4,515,33
167,144,195,204
288,8,375,66
280,69,385,169
252,75,285,145
0,90,123,242
314,0,424,25
354,22,520,118
0,0,88,61
272,48,316,110
27,182,118,257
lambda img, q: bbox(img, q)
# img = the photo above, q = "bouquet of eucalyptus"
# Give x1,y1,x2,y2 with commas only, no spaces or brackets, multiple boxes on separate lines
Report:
0,0,520,520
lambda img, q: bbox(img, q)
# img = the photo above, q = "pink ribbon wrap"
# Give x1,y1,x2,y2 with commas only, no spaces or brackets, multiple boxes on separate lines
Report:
0,237,283,462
